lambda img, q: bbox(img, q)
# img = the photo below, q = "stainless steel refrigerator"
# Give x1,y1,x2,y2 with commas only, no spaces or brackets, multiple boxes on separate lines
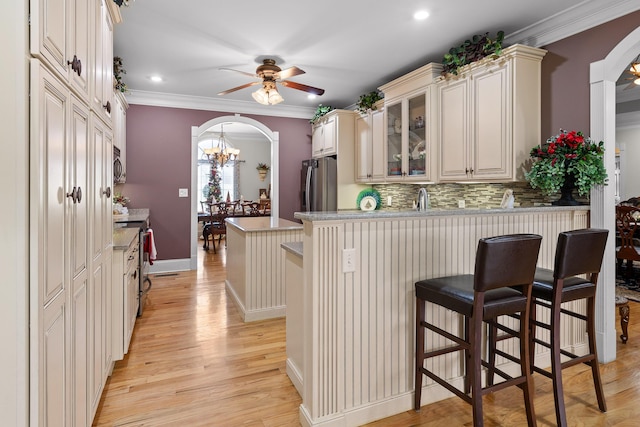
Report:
301,157,337,212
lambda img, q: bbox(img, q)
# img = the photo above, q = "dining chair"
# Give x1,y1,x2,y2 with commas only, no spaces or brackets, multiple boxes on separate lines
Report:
414,233,542,426
202,203,227,253
615,205,640,279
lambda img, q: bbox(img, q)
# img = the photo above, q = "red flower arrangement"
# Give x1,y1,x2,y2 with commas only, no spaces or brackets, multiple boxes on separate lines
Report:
526,129,607,198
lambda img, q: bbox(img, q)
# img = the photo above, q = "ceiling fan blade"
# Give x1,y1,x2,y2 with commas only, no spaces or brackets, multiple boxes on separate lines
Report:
218,81,260,96
276,66,305,80
219,67,257,78
280,80,325,96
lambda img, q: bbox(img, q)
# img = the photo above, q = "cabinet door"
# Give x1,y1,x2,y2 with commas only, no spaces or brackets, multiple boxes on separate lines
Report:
439,79,469,181
113,93,127,182
355,115,371,182
90,262,105,416
68,0,90,100
30,60,71,427
370,109,386,181
406,93,427,179
311,123,324,157
322,115,337,156
472,66,510,179
30,0,69,78
386,101,402,178
92,0,113,122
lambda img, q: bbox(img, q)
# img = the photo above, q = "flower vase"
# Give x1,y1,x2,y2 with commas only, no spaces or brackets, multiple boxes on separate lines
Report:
552,173,581,206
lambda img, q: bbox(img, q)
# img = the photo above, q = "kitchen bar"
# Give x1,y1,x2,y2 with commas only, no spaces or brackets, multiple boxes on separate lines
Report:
293,205,590,426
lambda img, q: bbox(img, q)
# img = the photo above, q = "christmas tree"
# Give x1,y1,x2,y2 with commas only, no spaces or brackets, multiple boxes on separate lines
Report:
207,159,222,203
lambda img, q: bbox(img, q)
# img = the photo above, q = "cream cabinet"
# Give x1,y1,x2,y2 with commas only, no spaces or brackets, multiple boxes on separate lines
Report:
437,44,547,182
379,63,440,182
30,0,120,425
89,114,114,418
311,112,337,157
113,91,128,183
30,0,91,101
92,0,114,123
312,109,358,158
112,229,139,361
355,108,385,183
30,59,91,427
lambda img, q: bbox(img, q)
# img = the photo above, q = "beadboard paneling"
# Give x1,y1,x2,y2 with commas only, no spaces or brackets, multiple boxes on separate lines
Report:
301,209,589,426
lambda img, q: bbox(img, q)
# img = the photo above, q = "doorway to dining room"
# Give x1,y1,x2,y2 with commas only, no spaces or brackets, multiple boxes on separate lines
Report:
190,115,279,270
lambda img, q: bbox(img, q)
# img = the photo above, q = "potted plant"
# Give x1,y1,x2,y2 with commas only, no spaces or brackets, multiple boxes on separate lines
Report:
114,56,127,93
356,90,384,114
310,104,334,124
256,162,270,181
441,31,505,76
525,129,607,205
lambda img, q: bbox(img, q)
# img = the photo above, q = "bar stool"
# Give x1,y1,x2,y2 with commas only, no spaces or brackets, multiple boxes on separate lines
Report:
414,234,542,426
527,229,608,427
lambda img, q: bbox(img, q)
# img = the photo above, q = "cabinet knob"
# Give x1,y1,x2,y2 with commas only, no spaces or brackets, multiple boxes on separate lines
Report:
66,187,77,203
103,187,111,198
75,186,82,203
67,55,81,76
103,101,111,114
132,270,137,280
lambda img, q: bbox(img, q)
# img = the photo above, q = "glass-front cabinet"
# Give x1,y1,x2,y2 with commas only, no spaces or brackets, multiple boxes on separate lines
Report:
384,89,431,181
380,63,440,182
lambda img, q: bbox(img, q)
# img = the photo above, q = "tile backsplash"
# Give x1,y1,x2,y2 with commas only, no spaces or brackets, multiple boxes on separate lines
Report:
372,182,588,210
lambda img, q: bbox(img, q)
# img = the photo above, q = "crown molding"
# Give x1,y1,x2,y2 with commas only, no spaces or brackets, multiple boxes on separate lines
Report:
506,0,640,47
126,90,316,120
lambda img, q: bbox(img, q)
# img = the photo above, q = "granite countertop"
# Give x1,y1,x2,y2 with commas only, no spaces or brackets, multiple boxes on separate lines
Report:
113,208,150,224
294,205,590,222
226,216,303,232
281,241,303,258
113,228,139,250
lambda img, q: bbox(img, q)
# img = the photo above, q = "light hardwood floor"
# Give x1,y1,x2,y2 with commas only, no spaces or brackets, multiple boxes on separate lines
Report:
94,244,640,426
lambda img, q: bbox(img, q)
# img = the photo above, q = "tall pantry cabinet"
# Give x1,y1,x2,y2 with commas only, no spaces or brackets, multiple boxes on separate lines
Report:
29,0,120,425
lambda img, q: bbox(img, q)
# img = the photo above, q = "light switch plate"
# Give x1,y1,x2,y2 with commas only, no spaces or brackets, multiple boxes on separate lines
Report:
342,248,356,273
458,200,465,208
178,188,189,197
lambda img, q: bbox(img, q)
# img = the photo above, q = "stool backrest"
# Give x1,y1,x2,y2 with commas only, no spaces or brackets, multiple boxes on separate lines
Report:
553,228,608,279
474,234,542,292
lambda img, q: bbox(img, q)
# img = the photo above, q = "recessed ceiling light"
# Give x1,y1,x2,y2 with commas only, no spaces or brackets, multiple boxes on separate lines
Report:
413,10,429,20
150,75,163,83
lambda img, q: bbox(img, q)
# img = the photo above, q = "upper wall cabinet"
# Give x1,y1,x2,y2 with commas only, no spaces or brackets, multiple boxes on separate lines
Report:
379,63,441,182
355,106,385,183
30,0,92,101
92,0,114,123
113,91,128,183
437,44,547,182
311,109,354,158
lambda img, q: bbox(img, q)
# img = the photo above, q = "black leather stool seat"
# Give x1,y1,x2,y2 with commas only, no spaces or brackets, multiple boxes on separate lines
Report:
532,267,595,302
415,275,528,319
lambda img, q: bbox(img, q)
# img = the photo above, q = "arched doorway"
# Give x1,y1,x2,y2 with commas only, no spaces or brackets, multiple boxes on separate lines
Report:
590,26,640,362
189,115,280,269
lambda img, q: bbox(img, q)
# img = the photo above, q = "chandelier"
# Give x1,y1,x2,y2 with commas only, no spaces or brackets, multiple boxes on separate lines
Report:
203,124,240,167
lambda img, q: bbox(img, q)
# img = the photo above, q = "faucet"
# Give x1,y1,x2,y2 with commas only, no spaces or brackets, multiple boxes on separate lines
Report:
416,187,429,211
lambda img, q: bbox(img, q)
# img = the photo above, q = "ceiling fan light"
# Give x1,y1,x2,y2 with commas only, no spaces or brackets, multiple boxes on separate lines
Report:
630,62,640,74
267,89,284,105
634,77,640,86
252,86,284,105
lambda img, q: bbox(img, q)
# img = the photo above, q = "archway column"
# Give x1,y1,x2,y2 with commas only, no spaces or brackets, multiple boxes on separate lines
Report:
590,25,640,362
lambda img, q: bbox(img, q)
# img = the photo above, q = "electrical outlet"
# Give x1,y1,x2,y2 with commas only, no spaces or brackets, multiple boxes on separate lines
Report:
179,188,189,197
387,196,392,207
458,200,465,208
343,248,356,273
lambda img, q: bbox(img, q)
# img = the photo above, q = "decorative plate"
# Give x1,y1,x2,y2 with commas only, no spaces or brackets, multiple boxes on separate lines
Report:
356,189,381,211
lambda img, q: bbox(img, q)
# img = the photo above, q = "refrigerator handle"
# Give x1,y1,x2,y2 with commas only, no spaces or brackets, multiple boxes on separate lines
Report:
305,165,313,212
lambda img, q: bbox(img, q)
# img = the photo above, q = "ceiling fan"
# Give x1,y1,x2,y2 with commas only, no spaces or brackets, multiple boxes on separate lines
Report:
217,58,325,105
